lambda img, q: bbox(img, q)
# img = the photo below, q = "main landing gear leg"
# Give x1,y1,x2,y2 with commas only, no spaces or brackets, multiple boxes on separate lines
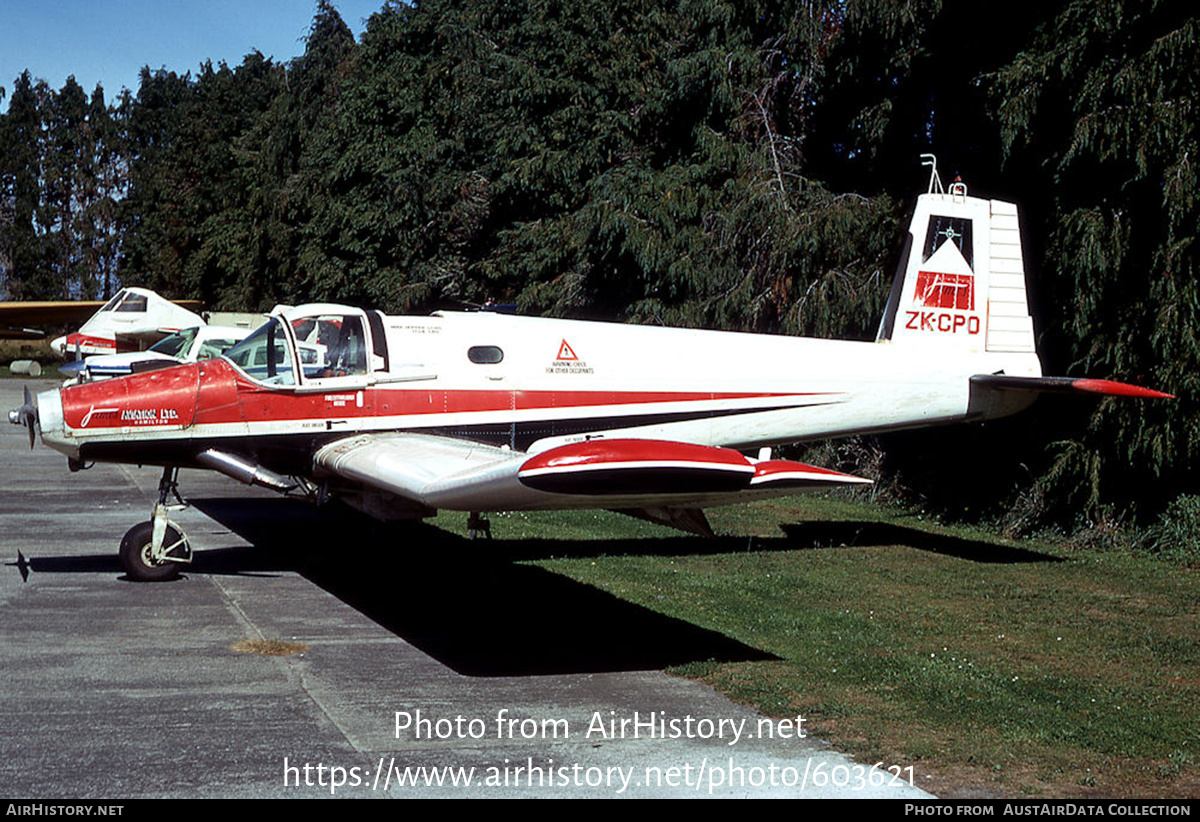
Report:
118,466,194,582
467,512,492,540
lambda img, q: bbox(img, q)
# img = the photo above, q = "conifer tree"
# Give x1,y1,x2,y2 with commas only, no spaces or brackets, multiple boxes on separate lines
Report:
990,0,1198,517
45,77,89,297
84,85,126,301
0,72,46,299
7,0,1191,525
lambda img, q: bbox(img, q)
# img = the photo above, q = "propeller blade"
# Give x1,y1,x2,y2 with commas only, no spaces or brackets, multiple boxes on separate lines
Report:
24,387,35,449
8,386,38,449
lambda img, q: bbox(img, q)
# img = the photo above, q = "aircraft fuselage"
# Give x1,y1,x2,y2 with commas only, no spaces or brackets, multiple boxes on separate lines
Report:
36,310,1040,476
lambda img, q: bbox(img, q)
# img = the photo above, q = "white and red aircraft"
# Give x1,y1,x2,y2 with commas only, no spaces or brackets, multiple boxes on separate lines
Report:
47,287,206,359
0,287,204,353
9,172,1171,580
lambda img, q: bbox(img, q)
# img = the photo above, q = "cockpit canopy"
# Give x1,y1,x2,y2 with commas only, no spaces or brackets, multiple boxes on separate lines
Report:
99,289,149,314
222,307,370,386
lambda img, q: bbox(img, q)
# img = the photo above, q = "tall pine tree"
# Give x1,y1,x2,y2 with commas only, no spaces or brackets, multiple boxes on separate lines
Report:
0,72,46,299
990,0,1198,518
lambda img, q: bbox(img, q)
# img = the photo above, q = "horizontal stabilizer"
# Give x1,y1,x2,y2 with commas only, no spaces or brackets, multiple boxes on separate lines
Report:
971,374,1173,399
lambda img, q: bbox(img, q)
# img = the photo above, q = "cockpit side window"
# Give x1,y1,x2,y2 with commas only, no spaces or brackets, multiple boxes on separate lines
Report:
331,315,367,376
115,292,149,313
149,327,199,358
196,338,241,360
293,313,368,379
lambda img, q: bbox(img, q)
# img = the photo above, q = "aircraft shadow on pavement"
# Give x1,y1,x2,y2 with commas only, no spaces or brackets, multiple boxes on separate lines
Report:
778,520,1062,563
179,497,777,677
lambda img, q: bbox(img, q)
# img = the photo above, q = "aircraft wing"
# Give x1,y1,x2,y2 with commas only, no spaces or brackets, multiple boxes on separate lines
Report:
313,433,870,521
0,301,108,338
0,299,205,340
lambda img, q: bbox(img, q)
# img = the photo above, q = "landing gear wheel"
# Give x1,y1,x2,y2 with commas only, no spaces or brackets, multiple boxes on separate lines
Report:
119,521,183,582
467,512,492,540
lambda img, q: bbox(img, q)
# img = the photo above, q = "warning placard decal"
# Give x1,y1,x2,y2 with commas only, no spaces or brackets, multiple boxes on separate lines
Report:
547,339,593,374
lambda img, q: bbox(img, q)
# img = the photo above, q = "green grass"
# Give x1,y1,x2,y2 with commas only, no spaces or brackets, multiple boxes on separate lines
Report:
436,497,1199,798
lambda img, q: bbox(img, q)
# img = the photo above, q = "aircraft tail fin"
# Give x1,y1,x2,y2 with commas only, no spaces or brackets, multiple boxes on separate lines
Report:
875,160,1172,404
876,161,1038,362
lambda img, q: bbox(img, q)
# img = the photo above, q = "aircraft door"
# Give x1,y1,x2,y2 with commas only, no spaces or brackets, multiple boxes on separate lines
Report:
291,309,377,399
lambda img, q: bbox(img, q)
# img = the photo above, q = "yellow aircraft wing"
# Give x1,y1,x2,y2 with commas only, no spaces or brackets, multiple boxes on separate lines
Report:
0,300,203,339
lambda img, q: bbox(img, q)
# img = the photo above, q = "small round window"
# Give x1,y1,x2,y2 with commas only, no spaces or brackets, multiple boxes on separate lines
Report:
467,345,504,364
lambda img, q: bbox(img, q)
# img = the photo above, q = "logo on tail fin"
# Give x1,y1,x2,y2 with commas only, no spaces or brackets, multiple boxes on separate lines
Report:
906,266,981,336
902,217,981,336
923,216,974,269
915,271,975,311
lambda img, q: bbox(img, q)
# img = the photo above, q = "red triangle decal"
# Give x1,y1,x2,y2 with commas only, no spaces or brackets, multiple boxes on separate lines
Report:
557,340,578,361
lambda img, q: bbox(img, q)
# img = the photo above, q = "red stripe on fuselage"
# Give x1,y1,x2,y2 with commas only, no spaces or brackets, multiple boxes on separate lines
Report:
65,333,117,352
234,387,826,427
63,357,836,432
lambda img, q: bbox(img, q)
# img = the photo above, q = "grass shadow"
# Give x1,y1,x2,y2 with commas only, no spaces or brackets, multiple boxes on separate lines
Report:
779,520,1063,563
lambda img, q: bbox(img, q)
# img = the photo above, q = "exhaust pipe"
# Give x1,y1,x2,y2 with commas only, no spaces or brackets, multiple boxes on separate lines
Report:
196,449,298,493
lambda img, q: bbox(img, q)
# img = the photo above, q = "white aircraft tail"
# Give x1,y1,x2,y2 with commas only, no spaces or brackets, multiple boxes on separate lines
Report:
876,162,1038,363
874,160,1173,404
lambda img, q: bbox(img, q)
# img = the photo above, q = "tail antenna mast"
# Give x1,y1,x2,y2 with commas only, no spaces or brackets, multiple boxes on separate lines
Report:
921,153,943,194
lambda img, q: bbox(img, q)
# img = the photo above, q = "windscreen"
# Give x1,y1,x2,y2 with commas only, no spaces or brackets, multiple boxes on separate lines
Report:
148,327,199,358
221,317,296,385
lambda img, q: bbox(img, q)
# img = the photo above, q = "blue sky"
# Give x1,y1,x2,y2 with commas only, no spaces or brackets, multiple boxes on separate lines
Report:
0,1,386,110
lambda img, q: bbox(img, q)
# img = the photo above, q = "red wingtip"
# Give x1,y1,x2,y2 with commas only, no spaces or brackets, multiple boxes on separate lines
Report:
1071,379,1175,399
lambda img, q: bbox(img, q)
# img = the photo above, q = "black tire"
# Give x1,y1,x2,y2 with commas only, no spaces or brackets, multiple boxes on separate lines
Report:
119,521,184,582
